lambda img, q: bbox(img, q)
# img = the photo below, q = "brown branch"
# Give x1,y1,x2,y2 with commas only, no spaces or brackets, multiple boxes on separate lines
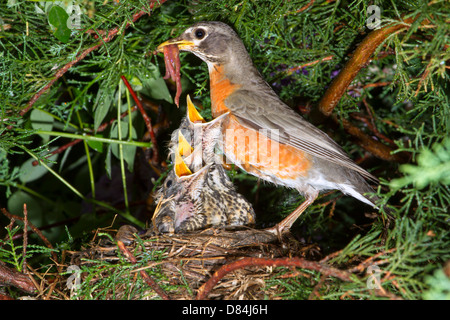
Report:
333,115,409,162
32,139,81,166
19,0,168,116
286,55,334,75
350,113,395,147
196,256,352,300
22,204,28,273
414,60,433,97
1,208,58,264
349,248,397,273
318,17,419,116
117,240,170,300
284,0,315,16
0,206,37,294
347,81,392,91
308,274,326,300
121,75,159,163
297,0,315,13
0,262,36,294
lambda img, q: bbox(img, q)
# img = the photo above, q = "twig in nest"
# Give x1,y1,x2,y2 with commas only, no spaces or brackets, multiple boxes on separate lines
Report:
308,274,326,300
0,206,37,294
196,256,352,300
116,240,171,300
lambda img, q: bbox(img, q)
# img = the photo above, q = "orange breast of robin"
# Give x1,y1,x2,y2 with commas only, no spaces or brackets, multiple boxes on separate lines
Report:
223,115,312,180
209,65,240,118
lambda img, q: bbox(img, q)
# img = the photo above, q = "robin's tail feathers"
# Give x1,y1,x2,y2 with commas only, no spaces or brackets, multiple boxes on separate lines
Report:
349,188,395,223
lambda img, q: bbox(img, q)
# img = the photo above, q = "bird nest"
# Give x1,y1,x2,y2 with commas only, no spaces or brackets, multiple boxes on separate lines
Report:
68,226,321,300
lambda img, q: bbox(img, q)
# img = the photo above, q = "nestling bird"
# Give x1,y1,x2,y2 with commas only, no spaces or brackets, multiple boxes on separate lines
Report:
167,94,227,172
152,97,255,234
157,21,391,235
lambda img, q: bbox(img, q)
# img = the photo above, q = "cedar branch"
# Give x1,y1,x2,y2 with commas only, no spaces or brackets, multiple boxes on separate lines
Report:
19,0,168,116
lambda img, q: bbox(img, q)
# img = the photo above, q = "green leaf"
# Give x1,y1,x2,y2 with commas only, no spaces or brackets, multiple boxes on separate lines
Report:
48,5,71,43
19,149,58,183
30,109,54,143
110,121,137,172
94,87,114,130
138,63,173,103
7,190,43,221
87,135,104,153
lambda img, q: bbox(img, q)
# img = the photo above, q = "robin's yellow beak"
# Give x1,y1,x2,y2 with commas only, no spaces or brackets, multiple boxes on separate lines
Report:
157,38,195,53
186,94,205,123
174,145,192,177
177,131,193,157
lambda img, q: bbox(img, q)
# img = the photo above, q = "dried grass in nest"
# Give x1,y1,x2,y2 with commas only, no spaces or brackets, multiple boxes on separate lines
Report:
69,226,321,300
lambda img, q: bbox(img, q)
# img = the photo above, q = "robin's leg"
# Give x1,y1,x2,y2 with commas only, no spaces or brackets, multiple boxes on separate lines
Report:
266,190,319,235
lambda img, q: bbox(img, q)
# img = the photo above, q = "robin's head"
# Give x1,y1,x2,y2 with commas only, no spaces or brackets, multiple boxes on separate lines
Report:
157,21,250,67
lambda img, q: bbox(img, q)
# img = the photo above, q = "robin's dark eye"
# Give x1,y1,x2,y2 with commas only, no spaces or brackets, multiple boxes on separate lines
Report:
165,179,173,188
194,28,206,40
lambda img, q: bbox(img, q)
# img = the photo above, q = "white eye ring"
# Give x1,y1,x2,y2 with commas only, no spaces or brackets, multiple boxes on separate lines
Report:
194,28,206,40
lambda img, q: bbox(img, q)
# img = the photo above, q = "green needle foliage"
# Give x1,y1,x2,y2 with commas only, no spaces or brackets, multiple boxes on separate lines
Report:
0,0,449,300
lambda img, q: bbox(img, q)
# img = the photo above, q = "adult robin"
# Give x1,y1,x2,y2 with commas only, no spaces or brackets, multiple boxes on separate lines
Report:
157,21,391,235
153,101,255,234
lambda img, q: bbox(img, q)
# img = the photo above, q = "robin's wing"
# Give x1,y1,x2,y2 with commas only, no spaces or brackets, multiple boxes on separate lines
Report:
224,90,377,182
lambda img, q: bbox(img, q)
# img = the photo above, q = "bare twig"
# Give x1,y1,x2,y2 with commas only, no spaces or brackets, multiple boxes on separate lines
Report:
414,60,433,97
121,75,159,163
332,115,409,163
286,55,334,75
22,204,28,273
348,248,396,273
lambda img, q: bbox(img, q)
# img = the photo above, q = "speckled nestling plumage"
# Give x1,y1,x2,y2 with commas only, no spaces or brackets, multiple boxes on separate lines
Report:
153,163,255,233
